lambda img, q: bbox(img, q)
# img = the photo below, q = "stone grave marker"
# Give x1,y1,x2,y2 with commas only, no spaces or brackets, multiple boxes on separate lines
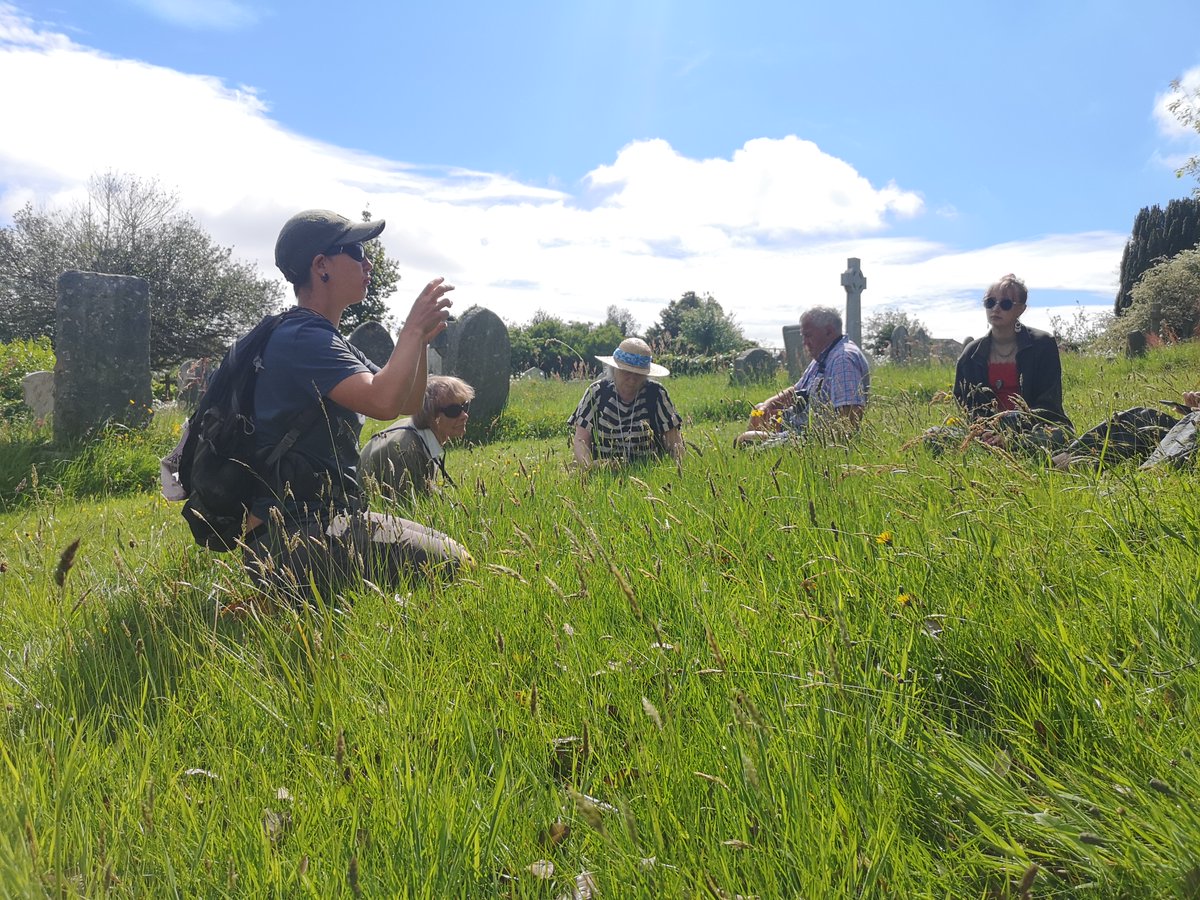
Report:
1149,303,1162,337
890,325,909,364
22,370,54,421
732,347,778,384
1126,331,1147,358
781,324,808,381
348,320,395,367
431,306,511,436
840,258,867,346
54,271,152,444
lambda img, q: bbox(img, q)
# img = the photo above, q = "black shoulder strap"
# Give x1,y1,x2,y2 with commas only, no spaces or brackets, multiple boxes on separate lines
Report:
815,335,845,376
263,401,325,467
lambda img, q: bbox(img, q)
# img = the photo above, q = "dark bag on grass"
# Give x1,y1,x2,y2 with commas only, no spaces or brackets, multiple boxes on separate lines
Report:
176,309,320,551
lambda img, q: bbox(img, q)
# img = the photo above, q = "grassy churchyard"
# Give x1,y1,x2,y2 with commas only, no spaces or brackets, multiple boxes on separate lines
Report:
2,345,1200,897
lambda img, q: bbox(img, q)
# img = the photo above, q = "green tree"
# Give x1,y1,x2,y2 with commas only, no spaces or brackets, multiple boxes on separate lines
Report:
339,208,401,335
0,172,283,370
863,308,930,356
1113,198,1200,315
1120,246,1200,340
604,304,639,337
677,301,749,354
1168,77,1200,196
507,310,623,377
645,291,748,353
645,291,704,349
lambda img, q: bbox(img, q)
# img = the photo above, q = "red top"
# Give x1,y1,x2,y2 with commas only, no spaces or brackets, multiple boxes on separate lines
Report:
987,362,1019,411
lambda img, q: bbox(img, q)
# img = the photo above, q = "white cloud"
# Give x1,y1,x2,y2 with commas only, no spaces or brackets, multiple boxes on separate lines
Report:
1153,65,1200,138
125,0,261,30
0,4,1123,346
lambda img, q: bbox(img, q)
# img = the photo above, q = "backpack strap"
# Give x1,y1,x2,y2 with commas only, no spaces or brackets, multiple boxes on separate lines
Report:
386,424,457,488
263,402,324,468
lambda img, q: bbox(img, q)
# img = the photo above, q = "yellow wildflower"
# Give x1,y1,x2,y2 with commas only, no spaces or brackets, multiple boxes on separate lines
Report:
876,530,893,546
896,592,914,607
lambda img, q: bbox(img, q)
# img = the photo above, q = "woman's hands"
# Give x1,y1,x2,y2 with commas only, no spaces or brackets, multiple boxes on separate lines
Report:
401,277,455,344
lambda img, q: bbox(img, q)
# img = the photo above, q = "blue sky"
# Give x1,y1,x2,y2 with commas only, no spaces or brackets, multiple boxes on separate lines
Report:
3,0,1200,343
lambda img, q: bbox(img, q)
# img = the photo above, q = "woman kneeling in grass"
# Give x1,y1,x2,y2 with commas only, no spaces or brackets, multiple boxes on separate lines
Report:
569,338,684,468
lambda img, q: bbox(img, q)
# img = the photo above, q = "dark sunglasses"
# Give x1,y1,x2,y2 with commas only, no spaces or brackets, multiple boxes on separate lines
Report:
325,241,367,262
438,401,471,418
984,296,1017,311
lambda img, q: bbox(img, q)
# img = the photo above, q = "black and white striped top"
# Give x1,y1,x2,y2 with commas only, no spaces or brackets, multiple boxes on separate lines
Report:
568,378,683,460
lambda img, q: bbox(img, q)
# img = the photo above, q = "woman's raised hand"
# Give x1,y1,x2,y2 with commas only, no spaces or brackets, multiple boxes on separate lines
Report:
402,277,455,343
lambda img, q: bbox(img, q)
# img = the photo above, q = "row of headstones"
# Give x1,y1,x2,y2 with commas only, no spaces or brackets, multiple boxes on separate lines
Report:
26,271,514,443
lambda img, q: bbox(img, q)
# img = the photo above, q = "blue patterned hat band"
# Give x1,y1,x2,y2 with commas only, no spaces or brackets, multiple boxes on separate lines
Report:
596,337,670,377
613,347,652,369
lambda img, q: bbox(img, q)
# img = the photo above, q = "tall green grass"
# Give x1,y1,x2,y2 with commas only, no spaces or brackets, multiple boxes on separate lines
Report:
2,345,1200,896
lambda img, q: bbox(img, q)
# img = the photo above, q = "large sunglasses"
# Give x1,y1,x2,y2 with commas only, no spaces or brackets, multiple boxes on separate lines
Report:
325,241,367,262
984,296,1017,311
438,401,471,418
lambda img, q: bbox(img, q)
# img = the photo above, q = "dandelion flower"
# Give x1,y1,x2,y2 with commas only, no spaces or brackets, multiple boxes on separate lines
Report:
945,415,962,426
896,592,914,607
876,530,893,546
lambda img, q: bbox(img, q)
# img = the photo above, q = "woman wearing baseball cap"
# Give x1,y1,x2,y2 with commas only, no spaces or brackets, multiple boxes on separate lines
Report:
568,337,684,468
242,209,471,599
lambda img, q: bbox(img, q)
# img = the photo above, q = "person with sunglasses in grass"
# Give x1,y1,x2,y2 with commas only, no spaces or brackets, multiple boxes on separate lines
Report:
359,376,475,504
241,209,471,601
947,273,1073,451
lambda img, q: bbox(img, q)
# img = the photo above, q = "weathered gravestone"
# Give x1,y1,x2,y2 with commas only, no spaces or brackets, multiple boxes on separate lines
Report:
348,320,395,367
929,338,964,365
840,258,867,346
910,329,931,363
890,325,909,364
429,306,510,437
732,347,778,384
22,370,54,421
54,271,152,444
781,324,809,381
1126,331,1147,358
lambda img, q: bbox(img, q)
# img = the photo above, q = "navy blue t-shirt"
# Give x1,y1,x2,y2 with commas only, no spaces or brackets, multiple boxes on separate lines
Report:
250,309,378,521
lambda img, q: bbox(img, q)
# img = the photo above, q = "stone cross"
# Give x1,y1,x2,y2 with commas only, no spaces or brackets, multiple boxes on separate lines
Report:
54,271,152,444
840,258,867,346
429,306,511,437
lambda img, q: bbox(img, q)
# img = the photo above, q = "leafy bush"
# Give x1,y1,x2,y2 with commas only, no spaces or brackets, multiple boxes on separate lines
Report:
1123,245,1200,340
0,336,54,420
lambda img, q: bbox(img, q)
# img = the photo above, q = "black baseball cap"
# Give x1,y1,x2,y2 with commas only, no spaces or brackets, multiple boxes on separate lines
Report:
274,209,386,284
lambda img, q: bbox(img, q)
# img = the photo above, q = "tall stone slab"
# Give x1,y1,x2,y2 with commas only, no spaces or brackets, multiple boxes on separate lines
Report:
890,324,909,364
840,258,867,347
22,370,55,421
54,271,152,444
347,320,395,367
781,324,808,382
431,306,511,437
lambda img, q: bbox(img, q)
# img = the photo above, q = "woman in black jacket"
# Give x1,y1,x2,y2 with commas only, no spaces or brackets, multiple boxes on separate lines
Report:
952,274,1072,448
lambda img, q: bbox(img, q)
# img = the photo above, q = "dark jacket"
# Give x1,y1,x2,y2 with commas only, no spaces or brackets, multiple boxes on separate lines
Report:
954,324,1072,429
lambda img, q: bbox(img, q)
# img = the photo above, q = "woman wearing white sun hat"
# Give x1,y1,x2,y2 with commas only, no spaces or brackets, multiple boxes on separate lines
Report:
568,337,684,467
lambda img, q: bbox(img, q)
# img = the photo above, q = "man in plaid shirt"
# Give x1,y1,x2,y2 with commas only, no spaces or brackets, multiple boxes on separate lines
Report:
738,306,870,445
